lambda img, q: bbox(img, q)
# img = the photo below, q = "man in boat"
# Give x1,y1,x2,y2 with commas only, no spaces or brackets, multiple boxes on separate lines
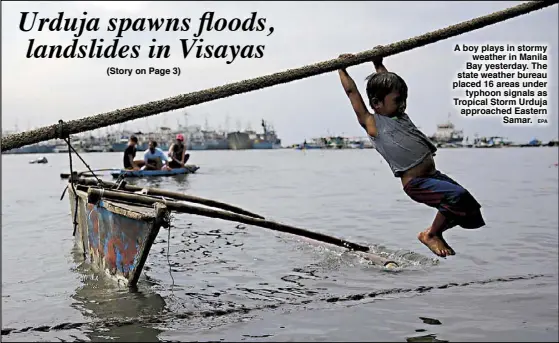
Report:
337,51,485,258
142,140,171,171
167,134,190,169
123,135,143,170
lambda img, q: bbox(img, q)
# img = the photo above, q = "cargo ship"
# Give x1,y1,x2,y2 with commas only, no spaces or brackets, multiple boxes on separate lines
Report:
227,119,282,150
252,119,282,149
65,115,281,152
110,128,173,152
200,130,229,150
4,142,57,154
227,131,252,150
295,136,373,150
428,114,464,147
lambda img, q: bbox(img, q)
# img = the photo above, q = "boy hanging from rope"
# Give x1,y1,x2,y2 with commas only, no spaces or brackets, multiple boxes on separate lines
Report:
337,49,485,257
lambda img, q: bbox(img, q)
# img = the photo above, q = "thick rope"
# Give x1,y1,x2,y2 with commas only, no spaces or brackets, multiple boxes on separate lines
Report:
1,0,556,152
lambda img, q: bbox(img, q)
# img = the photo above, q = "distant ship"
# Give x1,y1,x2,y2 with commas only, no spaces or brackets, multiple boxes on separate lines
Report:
296,138,325,150
228,119,281,150
252,119,282,149
295,136,373,150
200,130,229,150
73,115,281,152
4,143,56,154
428,114,464,146
227,131,252,150
110,128,173,152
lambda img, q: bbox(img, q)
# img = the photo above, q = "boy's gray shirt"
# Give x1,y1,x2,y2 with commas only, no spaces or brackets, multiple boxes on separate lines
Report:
368,112,438,177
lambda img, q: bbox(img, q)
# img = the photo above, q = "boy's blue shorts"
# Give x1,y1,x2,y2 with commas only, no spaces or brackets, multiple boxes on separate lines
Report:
403,171,486,229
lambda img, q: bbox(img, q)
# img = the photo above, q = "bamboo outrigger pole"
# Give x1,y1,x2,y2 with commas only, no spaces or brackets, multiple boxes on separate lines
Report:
76,177,265,219
86,187,397,267
1,1,556,152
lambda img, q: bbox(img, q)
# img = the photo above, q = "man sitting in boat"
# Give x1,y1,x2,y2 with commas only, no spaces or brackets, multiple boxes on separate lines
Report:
167,134,190,169
123,135,142,170
142,140,171,171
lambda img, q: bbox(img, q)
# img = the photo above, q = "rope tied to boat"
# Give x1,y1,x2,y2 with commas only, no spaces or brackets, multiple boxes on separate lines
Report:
64,134,79,236
63,143,103,185
153,202,176,293
57,119,108,236
167,220,176,294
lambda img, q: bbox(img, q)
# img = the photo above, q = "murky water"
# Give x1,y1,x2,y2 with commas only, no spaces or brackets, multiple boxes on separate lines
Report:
2,148,558,342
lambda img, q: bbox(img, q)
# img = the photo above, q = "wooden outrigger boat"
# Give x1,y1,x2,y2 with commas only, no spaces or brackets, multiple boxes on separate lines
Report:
110,165,200,179
66,177,399,287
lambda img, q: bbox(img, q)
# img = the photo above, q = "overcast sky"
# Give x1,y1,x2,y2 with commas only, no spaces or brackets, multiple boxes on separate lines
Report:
2,1,557,145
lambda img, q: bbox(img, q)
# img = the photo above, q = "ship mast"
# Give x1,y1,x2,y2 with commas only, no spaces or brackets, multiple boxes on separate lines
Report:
261,119,268,135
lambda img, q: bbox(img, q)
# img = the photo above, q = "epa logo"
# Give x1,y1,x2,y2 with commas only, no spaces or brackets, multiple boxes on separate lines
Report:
538,118,548,124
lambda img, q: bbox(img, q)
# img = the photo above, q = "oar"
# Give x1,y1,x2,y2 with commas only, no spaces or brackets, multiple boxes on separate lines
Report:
86,188,398,268
60,168,116,179
77,177,265,219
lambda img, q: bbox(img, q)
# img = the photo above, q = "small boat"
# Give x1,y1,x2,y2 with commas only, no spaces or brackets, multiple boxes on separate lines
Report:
520,138,543,147
29,156,48,164
110,165,200,179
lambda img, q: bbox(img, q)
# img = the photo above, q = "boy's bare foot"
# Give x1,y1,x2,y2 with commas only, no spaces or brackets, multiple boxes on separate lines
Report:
417,229,455,257
439,235,456,256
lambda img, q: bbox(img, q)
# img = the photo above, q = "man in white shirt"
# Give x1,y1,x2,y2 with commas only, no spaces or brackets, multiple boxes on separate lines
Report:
142,140,171,171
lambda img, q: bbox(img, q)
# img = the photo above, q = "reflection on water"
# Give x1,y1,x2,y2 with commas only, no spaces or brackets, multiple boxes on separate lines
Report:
70,249,166,342
171,174,190,188
142,174,191,189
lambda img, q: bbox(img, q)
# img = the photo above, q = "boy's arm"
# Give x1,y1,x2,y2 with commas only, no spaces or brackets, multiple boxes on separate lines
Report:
338,67,377,137
374,61,388,73
373,59,388,74
372,45,388,73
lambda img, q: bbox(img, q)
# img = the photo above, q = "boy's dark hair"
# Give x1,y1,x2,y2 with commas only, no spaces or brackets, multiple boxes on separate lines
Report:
150,140,158,147
365,72,408,106
130,135,138,143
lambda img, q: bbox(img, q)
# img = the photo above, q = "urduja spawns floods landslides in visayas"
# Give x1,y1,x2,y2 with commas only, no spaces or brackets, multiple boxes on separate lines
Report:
21,11,271,64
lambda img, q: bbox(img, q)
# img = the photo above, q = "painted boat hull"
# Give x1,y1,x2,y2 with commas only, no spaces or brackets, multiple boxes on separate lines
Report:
110,165,200,178
68,187,168,287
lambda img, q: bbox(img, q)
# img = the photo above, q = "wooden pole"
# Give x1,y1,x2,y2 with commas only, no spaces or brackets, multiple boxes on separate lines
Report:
2,1,555,152
60,169,117,179
86,188,397,267
77,177,265,219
